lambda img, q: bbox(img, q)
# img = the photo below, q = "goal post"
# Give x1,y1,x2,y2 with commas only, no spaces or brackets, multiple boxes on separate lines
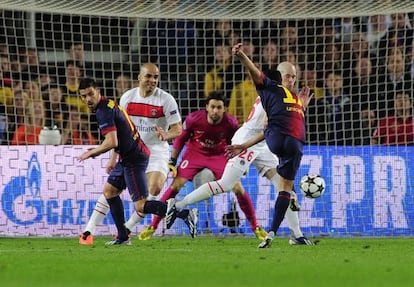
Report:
0,1,414,238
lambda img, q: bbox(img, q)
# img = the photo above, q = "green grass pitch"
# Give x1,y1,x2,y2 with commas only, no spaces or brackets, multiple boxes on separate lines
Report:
0,236,413,287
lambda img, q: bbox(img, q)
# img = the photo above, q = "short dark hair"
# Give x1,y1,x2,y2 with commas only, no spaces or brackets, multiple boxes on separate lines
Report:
205,91,226,106
263,68,282,83
65,59,83,69
79,78,98,90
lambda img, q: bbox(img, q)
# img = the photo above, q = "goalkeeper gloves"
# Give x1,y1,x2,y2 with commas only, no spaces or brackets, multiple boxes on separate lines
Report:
168,158,177,178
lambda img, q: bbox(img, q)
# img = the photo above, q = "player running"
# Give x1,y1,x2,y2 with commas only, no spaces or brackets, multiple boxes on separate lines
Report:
77,78,179,245
79,63,182,245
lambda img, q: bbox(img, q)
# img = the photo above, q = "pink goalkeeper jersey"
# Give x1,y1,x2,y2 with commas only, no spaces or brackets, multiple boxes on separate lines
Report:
173,110,239,156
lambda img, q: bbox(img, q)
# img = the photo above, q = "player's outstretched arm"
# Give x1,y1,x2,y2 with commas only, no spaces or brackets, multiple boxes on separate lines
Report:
225,132,265,158
232,43,262,84
78,131,118,162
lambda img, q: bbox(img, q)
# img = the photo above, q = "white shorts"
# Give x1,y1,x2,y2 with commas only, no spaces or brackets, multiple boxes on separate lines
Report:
229,127,278,177
146,144,169,177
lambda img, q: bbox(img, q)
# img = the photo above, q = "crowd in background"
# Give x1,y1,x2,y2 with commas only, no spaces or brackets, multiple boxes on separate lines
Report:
0,11,414,146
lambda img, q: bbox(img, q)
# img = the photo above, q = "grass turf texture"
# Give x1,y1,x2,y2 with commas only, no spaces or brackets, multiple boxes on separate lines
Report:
0,236,413,287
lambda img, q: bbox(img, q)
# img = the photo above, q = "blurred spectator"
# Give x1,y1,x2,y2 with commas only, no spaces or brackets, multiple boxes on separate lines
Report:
300,66,324,99
228,29,242,47
365,15,392,62
0,71,13,107
348,57,378,103
261,40,280,72
407,39,414,80
128,18,146,63
141,19,197,96
228,58,259,124
23,78,42,100
61,106,96,145
241,38,256,59
66,42,94,78
307,71,353,145
315,43,344,82
371,91,414,145
0,103,6,144
279,20,306,59
11,98,45,145
259,20,279,42
346,32,370,69
378,13,413,63
19,47,41,80
334,17,361,43
377,47,412,117
113,73,133,101
354,108,377,145
0,53,12,86
42,83,69,130
203,42,242,101
5,90,27,144
60,59,88,113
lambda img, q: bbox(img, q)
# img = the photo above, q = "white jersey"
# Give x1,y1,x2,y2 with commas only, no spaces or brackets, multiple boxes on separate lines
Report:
230,96,277,177
238,96,266,136
120,87,181,154
232,96,265,144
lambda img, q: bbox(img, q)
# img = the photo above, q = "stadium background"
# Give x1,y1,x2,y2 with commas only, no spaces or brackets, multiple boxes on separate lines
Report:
0,1,414,237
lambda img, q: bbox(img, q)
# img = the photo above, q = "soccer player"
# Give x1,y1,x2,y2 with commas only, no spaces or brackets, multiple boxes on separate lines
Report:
139,92,266,240
77,78,179,245
166,93,313,245
231,43,313,248
79,63,182,244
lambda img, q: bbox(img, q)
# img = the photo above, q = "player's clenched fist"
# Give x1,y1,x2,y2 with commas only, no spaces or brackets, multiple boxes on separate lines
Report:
232,43,243,55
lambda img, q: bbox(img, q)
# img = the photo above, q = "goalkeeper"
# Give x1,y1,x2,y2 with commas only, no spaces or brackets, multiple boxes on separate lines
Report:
139,91,266,240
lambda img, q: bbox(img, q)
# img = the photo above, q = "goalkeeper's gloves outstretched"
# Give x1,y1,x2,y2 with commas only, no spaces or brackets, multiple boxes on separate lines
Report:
168,158,177,178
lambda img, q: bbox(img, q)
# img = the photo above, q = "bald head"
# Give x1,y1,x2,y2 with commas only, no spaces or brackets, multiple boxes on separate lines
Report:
140,63,159,75
277,61,297,91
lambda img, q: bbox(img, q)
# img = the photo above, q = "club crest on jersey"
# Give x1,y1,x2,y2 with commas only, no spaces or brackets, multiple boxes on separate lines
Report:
151,109,158,116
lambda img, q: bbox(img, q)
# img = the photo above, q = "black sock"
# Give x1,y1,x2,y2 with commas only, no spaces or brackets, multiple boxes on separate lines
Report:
177,209,189,219
143,200,167,217
270,191,290,234
107,196,127,240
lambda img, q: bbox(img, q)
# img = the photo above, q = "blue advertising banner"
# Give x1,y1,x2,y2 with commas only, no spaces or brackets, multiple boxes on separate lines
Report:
0,146,412,237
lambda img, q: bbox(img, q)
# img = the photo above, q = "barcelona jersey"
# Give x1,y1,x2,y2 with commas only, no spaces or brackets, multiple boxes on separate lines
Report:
95,97,150,161
256,74,306,142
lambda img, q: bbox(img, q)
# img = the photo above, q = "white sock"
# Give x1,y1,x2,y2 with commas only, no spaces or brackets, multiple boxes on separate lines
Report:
147,194,158,201
176,164,244,210
84,194,109,235
270,173,279,187
124,211,145,230
285,208,303,238
176,181,216,210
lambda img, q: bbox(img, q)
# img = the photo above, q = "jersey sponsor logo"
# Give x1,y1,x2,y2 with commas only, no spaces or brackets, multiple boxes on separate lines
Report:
126,103,165,119
170,110,178,115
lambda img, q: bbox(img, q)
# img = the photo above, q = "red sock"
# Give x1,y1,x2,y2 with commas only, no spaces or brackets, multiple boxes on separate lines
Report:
236,192,258,231
150,186,177,229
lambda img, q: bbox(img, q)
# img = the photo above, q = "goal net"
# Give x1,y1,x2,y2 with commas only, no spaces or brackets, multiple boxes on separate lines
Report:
1,1,414,238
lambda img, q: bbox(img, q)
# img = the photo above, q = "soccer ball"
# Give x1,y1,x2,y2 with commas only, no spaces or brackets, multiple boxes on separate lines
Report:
299,174,326,199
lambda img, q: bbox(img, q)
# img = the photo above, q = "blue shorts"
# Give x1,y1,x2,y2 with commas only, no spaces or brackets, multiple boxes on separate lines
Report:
264,128,303,181
107,159,149,202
